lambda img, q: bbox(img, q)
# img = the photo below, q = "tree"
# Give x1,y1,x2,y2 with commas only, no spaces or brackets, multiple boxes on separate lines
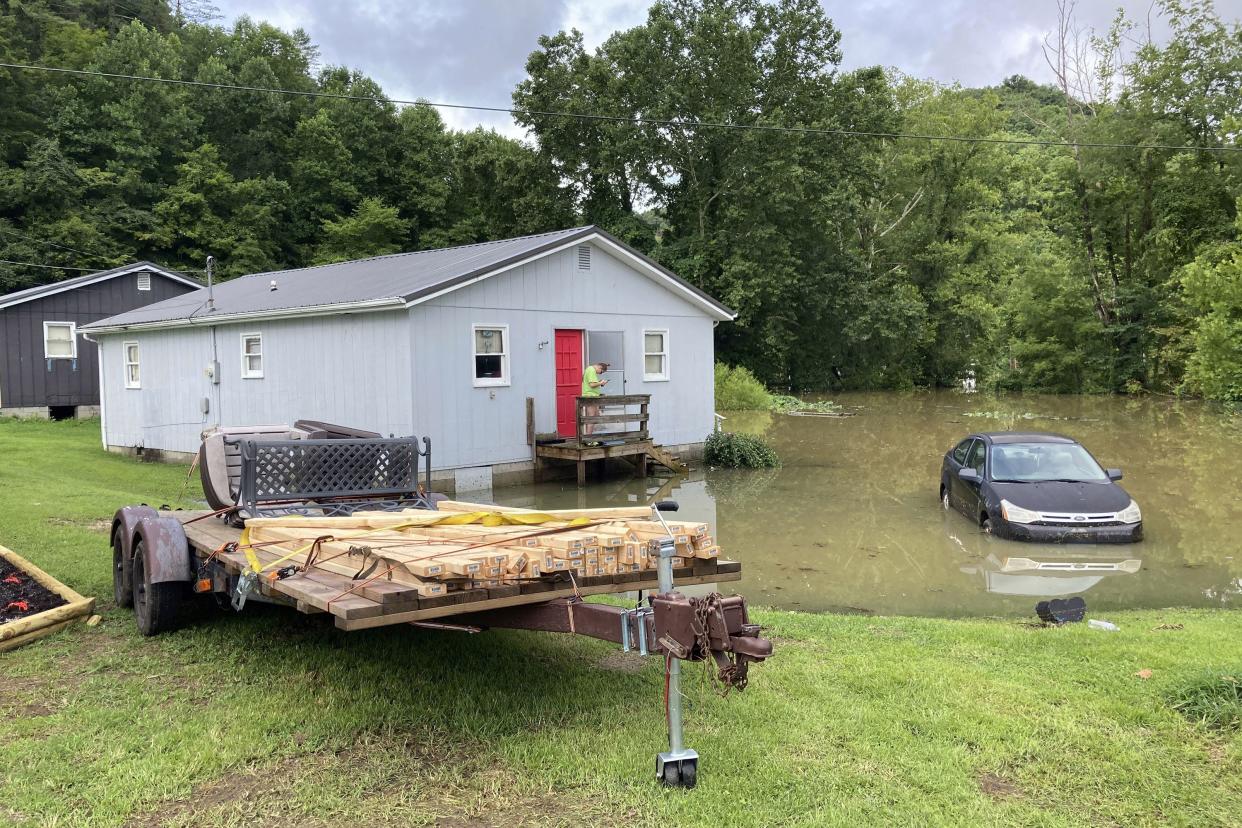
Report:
313,197,406,264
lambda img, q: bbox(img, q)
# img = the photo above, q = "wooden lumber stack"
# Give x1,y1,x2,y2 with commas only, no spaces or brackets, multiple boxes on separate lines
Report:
243,500,721,596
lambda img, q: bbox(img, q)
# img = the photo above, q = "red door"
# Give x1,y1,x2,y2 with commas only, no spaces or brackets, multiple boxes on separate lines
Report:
555,329,584,437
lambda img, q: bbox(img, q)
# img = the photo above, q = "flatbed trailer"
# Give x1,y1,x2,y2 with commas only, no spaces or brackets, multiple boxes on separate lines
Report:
106,432,771,788
171,508,743,630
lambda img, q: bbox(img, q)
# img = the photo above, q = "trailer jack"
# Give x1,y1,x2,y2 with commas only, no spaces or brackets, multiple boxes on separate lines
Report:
454,503,773,789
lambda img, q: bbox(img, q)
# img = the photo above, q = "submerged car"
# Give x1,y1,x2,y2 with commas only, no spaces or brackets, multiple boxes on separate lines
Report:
940,432,1142,543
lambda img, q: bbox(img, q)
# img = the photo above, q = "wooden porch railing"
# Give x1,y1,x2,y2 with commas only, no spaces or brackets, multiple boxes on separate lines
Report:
575,394,650,443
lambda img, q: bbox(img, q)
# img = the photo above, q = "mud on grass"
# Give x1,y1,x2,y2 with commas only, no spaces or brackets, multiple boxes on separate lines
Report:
123,731,622,828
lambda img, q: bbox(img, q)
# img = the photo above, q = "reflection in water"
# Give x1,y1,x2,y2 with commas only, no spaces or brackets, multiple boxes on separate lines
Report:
961,553,1142,597
489,391,1242,618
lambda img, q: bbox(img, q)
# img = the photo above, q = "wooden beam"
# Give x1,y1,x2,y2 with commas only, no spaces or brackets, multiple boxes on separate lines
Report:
335,569,741,631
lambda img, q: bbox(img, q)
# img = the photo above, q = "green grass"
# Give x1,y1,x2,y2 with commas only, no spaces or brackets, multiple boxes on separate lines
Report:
1,417,1240,827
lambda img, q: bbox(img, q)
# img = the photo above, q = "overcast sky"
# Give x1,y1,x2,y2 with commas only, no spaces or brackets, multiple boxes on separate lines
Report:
212,0,1242,134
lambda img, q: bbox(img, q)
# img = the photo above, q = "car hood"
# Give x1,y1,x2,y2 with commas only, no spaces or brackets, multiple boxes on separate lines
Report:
992,480,1132,513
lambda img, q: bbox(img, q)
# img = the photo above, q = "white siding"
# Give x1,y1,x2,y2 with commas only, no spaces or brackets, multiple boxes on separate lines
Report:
98,311,412,453
97,242,718,469
411,243,716,469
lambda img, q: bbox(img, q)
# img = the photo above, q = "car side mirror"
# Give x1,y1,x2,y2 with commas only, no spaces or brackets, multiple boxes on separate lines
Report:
958,468,981,483
1106,468,1123,481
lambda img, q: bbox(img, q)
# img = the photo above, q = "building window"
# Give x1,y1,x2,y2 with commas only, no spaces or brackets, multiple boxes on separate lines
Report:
472,325,509,387
241,333,263,379
123,341,140,389
577,245,591,271
43,321,77,359
137,273,152,291
643,329,669,381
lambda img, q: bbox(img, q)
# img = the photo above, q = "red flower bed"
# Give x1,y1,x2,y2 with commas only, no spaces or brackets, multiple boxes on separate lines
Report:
0,558,66,624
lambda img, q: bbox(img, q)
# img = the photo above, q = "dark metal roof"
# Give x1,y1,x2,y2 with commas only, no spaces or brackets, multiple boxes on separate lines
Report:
82,226,735,332
0,262,201,311
978,432,1076,444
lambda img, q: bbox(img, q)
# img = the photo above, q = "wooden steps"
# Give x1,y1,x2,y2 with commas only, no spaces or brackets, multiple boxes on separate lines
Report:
646,443,688,474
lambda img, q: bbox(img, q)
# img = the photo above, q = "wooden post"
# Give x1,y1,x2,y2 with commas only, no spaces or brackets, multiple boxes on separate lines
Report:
525,397,535,446
576,396,584,445
638,451,648,478
577,460,586,486
527,396,538,482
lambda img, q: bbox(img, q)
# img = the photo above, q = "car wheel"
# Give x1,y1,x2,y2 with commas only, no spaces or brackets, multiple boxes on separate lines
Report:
981,515,993,535
940,486,950,511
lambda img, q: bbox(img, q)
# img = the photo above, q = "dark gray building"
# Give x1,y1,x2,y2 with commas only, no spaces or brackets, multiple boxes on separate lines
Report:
0,262,200,418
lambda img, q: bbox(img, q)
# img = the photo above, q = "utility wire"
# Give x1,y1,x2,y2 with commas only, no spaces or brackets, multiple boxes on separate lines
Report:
2,61,1239,155
0,226,114,265
0,258,100,271
0,256,205,276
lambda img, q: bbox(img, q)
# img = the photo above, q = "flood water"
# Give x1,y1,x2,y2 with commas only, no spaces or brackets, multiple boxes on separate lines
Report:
490,391,1242,618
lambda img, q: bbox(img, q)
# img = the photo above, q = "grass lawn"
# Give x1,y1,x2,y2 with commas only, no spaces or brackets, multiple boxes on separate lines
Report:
0,417,1239,827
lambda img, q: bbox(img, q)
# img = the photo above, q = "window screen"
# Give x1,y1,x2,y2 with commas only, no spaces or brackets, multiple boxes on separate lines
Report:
473,326,508,385
242,333,263,378
643,330,668,380
44,322,76,359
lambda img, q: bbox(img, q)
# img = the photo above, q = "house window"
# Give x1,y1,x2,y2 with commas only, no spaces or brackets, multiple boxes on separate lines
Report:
241,333,263,379
43,321,77,359
123,342,140,389
577,245,591,271
472,325,509,386
643,329,669,381
137,273,151,291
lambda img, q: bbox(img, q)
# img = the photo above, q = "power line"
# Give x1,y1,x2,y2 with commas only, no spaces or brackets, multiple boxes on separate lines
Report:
2,61,1239,155
0,258,100,272
0,226,114,265
0,256,204,275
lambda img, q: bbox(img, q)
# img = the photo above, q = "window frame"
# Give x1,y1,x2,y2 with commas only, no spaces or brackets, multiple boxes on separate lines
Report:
240,332,264,379
951,438,973,465
43,321,77,360
122,341,140,389
471,323,510,388
642,328,670,382
966,440,987,476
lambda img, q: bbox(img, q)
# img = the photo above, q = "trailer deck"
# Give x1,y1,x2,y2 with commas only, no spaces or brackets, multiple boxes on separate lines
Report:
173,510,742,631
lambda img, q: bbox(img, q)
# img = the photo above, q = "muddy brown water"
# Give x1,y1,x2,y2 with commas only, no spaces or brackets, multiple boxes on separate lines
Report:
490,391,1242,618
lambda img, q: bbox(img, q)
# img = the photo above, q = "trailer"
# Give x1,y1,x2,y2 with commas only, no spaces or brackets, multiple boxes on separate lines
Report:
109,433,773,787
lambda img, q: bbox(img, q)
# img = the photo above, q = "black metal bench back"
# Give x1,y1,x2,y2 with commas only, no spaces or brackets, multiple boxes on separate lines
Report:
237,436,433,518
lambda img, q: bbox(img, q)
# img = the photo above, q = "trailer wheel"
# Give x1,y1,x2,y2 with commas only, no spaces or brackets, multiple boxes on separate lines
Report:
679,761,696,788
132,539,181,636
112,530,133,609
662,763,679,786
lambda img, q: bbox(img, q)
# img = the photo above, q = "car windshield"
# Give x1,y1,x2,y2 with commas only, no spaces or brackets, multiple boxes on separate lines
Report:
989,442,1108,482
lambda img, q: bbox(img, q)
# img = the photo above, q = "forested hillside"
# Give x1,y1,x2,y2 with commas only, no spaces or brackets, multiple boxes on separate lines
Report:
1,0,1239,399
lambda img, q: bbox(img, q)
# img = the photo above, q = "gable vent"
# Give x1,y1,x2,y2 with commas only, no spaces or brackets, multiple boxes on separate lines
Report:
136,273,152,291
576,245,591,271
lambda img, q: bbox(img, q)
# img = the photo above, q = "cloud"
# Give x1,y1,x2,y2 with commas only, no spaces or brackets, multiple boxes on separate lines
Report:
213,0,1242,133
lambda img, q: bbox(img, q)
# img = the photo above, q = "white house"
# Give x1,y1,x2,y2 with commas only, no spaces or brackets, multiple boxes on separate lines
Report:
81,226,735,491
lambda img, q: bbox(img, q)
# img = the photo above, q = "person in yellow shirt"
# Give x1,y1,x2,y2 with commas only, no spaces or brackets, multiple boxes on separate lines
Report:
580,361,610,445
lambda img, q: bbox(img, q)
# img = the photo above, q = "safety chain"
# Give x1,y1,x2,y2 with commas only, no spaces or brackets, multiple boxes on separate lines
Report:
689,592,749,695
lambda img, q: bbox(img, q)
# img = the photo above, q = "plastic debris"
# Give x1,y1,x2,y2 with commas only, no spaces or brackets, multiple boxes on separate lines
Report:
1088,619,1119,631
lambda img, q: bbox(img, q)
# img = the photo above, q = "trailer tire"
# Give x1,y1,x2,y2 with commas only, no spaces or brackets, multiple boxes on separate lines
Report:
112,529,133,609
132,539,182,636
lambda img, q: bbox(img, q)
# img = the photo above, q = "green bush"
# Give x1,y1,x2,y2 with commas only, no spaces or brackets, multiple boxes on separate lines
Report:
1169,670,1242,732
704,430,780,468
714,363,771,410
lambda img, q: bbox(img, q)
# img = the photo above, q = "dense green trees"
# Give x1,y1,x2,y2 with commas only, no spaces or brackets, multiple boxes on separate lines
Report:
0,1,571,288
1,0,1238,399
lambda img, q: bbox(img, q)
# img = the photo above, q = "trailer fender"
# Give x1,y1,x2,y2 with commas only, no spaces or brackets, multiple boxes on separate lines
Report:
132,516,193,584
111,506,159,599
